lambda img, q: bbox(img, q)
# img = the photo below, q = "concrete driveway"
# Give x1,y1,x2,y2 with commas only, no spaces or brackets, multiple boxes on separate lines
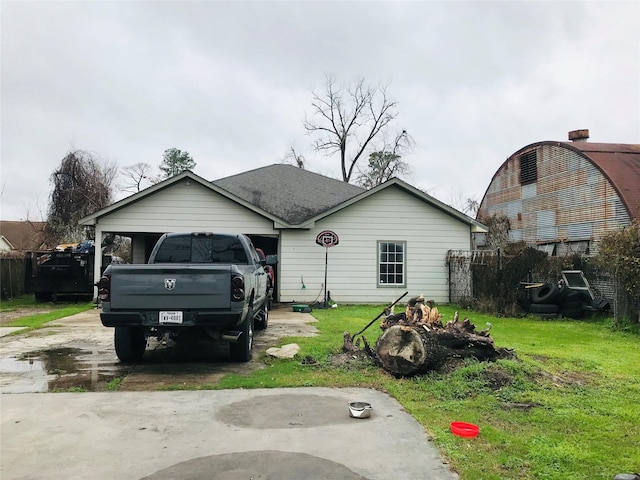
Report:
0,306,459,480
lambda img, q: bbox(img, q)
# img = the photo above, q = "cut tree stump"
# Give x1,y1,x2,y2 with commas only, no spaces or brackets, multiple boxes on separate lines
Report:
346,294,512,376
375,321,502,376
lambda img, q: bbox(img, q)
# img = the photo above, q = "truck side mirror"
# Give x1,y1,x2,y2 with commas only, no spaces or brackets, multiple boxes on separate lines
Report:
266,254,278,265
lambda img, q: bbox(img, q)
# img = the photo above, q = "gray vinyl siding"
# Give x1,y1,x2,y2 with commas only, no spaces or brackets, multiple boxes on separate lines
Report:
96,182,274,235
278,186,472,304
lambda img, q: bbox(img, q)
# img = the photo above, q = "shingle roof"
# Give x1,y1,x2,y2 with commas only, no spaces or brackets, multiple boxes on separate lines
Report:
0,221,50,251
563,142,640,223
213,164,365,224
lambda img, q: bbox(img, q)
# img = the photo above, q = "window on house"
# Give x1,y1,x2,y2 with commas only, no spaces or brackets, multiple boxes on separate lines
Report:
567,240,589,255
378,241,405,286
537,243,556,256
519,150,537,185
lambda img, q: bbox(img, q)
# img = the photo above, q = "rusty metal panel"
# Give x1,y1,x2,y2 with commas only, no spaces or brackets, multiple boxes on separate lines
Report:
567,222,593,240
537,210,557,241
509,229,523,242
522,183,536,199
478,141,636,253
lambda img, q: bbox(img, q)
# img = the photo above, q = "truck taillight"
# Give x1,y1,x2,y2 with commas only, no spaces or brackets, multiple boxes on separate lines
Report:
96,272,111,302
231,274,245,301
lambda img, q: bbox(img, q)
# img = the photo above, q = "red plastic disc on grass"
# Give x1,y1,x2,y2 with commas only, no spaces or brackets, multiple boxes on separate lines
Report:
450,421,480,438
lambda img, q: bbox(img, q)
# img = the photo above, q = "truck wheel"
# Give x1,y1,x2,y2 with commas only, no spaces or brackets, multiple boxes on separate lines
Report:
230,314,253,362
254,303,269,331
114,326,146,363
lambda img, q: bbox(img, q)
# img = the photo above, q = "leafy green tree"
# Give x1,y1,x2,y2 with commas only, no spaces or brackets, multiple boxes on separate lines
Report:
356,151,405,189
159,148,196,178
355,130,412,189
596,222,640,325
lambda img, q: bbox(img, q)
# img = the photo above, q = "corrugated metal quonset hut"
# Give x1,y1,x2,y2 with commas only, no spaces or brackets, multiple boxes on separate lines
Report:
476,130,640,256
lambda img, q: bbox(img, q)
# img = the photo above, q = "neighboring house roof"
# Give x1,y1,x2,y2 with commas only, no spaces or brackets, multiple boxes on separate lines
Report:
564,142,640,223
80,164,486,232
212,164,365,224
0,221,50,251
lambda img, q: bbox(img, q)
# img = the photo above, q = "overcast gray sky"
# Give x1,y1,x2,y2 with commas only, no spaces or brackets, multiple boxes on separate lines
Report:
1,1,639,222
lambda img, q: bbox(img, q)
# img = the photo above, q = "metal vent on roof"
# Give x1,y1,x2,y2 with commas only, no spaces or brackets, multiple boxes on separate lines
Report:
519,150,537,185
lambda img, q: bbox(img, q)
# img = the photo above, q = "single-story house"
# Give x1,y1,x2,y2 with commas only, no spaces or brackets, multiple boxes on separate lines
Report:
476,130,640,255
80,164,487,304
0,221,50,253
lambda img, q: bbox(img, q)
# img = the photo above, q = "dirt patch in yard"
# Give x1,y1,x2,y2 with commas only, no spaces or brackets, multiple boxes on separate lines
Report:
0,308,54,325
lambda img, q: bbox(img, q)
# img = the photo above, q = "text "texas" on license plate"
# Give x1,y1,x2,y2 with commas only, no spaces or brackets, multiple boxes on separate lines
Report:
159,311,183,324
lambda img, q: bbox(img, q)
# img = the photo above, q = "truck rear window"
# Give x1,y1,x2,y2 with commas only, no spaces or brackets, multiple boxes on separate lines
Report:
153,235,248,264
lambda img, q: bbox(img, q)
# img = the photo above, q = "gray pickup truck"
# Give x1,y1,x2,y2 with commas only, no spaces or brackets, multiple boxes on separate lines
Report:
97,232,274,363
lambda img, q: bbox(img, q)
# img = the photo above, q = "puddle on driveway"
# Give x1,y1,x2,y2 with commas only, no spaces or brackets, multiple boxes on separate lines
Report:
1,347,125,393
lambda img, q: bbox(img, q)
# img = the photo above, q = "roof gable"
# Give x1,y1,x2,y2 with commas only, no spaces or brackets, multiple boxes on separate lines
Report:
298,178,488,232
80,170,285,226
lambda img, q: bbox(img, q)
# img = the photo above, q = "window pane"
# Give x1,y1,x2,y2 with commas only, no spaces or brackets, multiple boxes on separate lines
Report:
378,241,405,286
192,238,211,263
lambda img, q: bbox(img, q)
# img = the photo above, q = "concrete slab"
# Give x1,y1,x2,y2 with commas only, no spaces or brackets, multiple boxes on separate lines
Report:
1,388,458,480
0,327,26,337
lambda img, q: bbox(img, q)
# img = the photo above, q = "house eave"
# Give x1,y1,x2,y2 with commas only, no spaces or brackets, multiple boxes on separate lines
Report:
79,170,289,227
296,178,489,232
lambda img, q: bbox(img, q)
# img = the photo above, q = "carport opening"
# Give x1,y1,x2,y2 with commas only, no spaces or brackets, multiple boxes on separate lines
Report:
249,235,279,300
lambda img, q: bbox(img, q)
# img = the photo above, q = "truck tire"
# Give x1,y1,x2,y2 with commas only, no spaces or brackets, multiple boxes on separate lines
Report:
230,313,253,362
531,282,559,304
114,326,146,363
560,301,584,319
528,303,559,314
254,303,269,331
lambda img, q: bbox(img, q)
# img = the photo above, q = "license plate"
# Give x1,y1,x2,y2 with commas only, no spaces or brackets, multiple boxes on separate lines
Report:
159,311,183,324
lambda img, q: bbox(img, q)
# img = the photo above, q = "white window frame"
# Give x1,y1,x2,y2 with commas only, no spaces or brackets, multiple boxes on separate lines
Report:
377,241,406,287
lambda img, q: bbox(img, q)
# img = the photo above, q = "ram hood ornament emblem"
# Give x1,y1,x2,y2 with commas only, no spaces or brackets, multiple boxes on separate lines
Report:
164,278,176,290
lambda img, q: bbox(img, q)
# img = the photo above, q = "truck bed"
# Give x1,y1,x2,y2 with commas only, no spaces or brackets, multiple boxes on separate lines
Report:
108,264,233,310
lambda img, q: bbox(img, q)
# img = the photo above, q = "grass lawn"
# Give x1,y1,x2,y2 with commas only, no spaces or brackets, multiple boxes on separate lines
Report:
0,295,94,330
211,304,639,480
3,296,637,478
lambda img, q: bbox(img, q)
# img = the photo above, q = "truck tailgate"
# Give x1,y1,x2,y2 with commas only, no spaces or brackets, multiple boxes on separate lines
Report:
109,264,232,310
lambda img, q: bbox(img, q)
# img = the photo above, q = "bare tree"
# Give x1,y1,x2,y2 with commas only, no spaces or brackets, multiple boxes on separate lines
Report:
445,191,480,217
304,75,400,183
47,150,116,242
477,213,511,249
463,198,480,217
355,130,413,189
281,147,306,169
119,162,158,194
